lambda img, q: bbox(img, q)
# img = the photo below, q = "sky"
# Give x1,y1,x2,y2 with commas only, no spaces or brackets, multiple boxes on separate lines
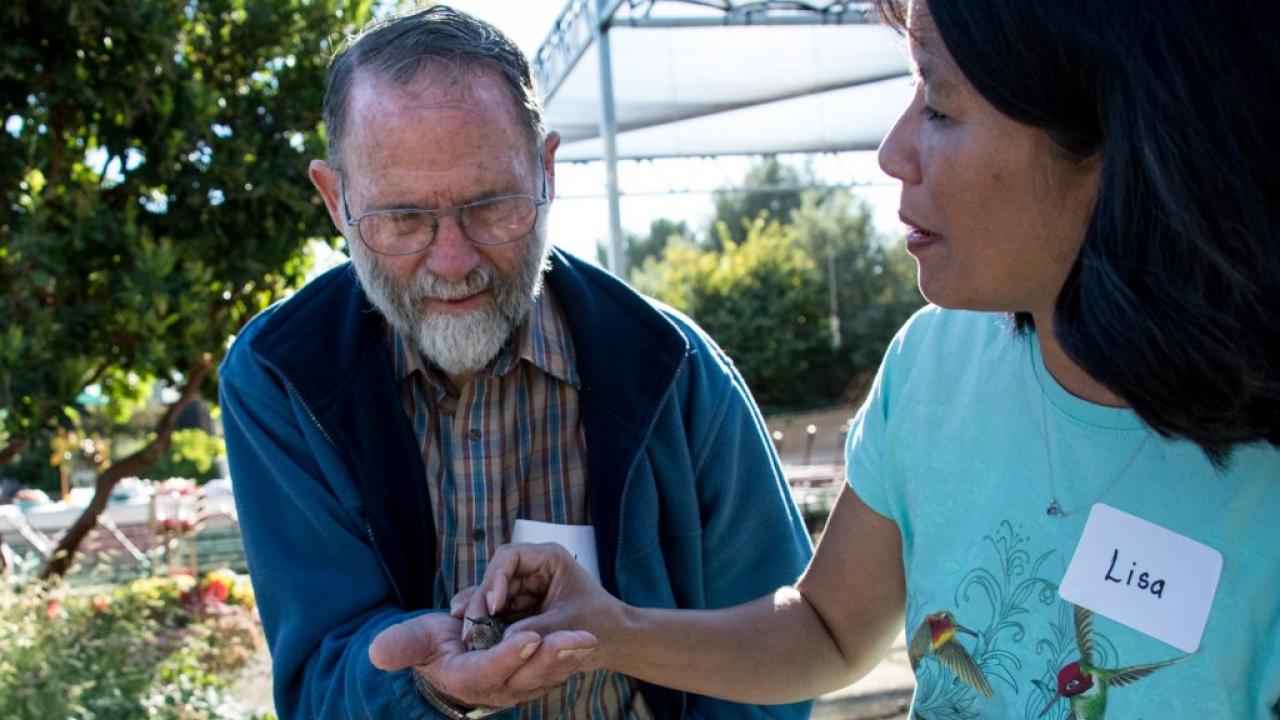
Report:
445,1,564,56
417,1,902,265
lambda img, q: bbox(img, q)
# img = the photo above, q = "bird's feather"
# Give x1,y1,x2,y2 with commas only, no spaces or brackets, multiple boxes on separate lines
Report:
1108,655,1188,688
935,640,994,698
909,621,932,671
1073,604,1094,665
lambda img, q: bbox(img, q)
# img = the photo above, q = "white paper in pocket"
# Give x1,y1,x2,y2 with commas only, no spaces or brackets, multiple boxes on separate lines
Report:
511,519,602,585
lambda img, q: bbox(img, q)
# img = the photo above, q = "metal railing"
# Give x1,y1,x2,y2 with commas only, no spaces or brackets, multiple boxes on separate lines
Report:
1,493,247,585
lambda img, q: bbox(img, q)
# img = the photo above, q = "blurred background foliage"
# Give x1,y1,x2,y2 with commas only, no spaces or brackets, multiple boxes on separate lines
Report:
0,0,372,576
0,570,263,719
144,428,227,483
621,157,923,413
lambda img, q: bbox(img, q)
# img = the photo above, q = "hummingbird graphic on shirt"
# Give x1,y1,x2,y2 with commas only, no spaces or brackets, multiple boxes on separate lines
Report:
1036,604,1188,719
909,610,994,698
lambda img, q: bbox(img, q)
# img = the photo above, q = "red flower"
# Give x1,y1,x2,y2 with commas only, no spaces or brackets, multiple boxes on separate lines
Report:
203,579,230,604
45,598,61,620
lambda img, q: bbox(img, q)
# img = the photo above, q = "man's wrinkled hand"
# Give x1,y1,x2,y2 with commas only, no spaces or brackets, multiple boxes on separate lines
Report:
368,609,598,709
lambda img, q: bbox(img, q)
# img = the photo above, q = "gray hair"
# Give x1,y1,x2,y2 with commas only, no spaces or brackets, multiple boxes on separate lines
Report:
323,4,546,169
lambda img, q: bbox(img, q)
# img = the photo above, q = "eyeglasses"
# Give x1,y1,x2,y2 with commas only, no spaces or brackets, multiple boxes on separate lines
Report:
340,167,548,256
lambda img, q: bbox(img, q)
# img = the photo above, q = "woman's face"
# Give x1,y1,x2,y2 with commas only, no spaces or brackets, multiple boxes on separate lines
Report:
877,0,1100,316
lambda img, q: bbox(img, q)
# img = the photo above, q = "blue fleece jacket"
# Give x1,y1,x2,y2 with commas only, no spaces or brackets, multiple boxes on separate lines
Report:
219,249,814,719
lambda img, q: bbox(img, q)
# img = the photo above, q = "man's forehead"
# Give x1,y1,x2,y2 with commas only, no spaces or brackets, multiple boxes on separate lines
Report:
339,66,532,174
337,73,538,204
348,64,514,118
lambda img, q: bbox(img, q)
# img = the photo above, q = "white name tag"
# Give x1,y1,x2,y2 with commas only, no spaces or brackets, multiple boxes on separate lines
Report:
511,519,602,585
1058,503,1222,653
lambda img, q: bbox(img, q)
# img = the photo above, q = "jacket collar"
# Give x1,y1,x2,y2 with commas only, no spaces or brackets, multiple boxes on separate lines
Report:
542,249,688,592
248,263,436,607
248,249,688,598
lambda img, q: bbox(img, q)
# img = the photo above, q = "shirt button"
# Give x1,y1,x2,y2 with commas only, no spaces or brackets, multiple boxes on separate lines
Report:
472,527,486,542
468,428,482,441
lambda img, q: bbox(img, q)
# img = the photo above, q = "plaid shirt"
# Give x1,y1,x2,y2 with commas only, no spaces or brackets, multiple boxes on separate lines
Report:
389,287,652,720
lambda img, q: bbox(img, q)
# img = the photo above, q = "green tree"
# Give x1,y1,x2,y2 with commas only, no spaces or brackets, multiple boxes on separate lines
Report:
711,155,806,248
633,171,921,411
0,0,371,578
142,428,227,483
633,217,840,411
791,191,923,388
597,217,696,281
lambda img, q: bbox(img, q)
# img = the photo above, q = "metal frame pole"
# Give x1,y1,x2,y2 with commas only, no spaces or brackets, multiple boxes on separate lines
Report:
592,0,627,278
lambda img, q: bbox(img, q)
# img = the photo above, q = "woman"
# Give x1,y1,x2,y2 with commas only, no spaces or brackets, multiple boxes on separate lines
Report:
397,0,1280,716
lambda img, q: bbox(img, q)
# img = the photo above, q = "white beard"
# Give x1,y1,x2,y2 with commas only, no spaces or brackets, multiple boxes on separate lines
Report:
351,222,551,378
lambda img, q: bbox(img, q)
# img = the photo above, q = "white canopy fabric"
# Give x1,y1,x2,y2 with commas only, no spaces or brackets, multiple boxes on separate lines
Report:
539,13,912,161
556,74,911,161
531,0,912,273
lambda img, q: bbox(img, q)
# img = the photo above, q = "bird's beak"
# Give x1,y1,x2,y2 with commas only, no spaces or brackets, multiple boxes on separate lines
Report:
955,623,979,637
1037,693,1060,718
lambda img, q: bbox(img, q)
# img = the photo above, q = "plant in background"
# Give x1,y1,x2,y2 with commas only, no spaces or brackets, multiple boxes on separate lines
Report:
790,190,922,382
48,427,111,499
634,215,840,412
622,158,923,413
0,0,374,580
147,428,228,483
0,571,264,719
199,567,255,611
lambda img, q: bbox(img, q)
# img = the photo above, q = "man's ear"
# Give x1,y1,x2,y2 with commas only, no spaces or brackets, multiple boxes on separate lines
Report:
540,131,560,203
309,159,347,237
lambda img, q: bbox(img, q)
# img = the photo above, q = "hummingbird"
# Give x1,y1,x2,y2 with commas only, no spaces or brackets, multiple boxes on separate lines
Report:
909,610,994,698
1036,604,1188,719
463,615,507,651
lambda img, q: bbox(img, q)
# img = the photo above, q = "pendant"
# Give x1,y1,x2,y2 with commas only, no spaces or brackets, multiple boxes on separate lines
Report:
1046,500,1063,517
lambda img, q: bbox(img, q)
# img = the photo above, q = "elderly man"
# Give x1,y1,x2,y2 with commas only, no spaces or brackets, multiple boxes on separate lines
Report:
219,6,811,719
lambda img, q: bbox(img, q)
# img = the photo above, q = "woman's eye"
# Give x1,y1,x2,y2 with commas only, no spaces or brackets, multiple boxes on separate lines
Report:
921,105,949,122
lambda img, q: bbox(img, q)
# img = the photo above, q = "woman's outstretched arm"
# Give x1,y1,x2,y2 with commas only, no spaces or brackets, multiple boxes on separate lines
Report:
466,483,906,704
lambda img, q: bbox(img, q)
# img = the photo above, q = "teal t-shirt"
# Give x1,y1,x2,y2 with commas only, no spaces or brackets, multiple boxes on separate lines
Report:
847,306,1280,719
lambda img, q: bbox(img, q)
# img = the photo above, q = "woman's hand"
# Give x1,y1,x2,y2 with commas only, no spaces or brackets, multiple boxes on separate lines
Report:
445,485,905,705
459,542,626,668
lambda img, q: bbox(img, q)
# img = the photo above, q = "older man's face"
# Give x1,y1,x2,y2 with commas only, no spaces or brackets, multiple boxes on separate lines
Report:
310,66,558,378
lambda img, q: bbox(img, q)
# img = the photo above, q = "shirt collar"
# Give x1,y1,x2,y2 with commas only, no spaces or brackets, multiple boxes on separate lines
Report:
387,286,580,389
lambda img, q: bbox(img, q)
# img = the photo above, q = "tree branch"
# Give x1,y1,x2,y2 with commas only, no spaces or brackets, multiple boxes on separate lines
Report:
0,438,27,466
40,355,214,580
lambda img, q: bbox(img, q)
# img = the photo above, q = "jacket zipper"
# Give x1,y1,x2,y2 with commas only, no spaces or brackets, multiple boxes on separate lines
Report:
276,372,406,605
280,375,339,450
365,519,405,605
613,358,688,719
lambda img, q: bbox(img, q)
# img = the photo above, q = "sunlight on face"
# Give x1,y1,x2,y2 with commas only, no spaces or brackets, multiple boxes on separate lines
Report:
876,0,1099,317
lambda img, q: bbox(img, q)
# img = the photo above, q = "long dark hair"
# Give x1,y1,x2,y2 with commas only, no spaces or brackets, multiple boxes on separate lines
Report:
875,0,1280,463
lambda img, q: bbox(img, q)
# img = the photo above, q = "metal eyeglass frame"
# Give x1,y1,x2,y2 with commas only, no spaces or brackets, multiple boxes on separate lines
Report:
339,164,549,256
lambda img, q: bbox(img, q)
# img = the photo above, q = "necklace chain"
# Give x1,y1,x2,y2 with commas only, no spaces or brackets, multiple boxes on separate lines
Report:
1041,394,1149,518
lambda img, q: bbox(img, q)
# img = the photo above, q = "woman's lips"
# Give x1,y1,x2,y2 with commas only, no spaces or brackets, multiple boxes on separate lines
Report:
899,212,941,253
905,227,940,252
